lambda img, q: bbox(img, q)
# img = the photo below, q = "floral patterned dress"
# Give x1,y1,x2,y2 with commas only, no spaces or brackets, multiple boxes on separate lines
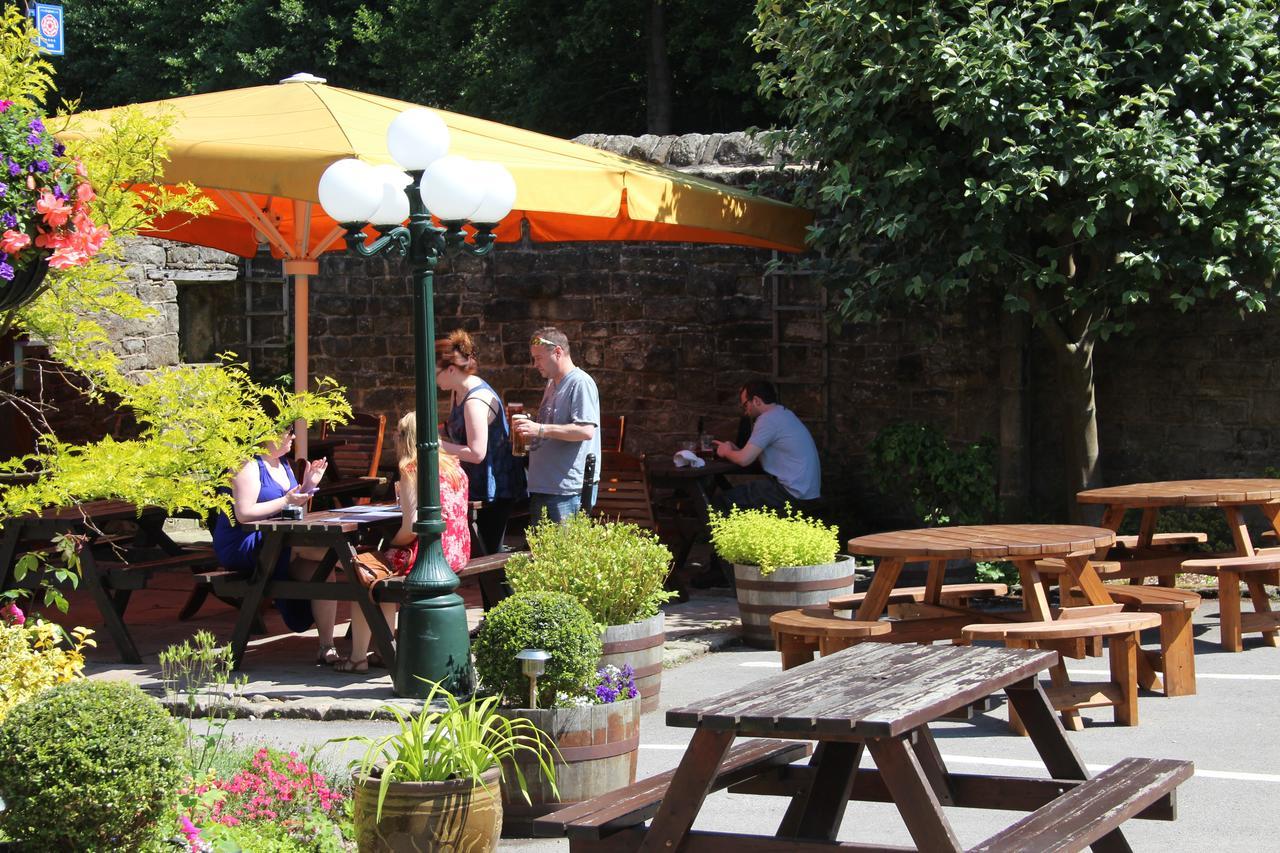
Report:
383,461,471,574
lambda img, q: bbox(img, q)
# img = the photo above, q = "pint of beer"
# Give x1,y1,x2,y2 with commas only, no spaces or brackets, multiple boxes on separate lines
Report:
511,413,531,456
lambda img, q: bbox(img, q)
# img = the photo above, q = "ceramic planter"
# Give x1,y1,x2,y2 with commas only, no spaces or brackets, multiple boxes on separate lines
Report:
352,765,502,852
734,554,857,648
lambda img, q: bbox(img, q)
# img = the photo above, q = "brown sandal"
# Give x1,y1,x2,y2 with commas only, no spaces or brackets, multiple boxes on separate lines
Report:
316,645,340,666
333,656,369,673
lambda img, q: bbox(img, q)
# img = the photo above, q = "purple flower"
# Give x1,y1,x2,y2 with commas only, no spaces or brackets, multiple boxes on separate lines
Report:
52,184,65,199
52,142,64,156
0,183,7,198
0,262,14,281
28,118,43,133
25,133,40,147
8,161,20,177
2,213,16,228
33,159,49,173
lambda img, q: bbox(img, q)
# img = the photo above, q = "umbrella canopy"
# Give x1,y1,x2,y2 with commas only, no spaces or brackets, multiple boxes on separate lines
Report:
58,76,811,258
56,76,811,455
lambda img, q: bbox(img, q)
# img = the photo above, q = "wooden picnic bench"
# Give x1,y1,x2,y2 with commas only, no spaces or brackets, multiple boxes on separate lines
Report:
535,642,1192,852
0,500,218,663
1181,552,1280,651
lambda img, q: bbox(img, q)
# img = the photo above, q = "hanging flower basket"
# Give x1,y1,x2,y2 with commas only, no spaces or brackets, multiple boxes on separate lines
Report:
0,99,109,313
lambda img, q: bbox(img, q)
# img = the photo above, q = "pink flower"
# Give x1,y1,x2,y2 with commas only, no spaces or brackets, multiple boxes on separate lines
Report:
0,100,11,113
1,603,23,625
0,229,29,255
35,192,71,227
75,182,95,203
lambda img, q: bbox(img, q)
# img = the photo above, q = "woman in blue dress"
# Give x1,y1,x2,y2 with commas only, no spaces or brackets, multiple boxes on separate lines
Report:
436,329,525,556
211,424,338,665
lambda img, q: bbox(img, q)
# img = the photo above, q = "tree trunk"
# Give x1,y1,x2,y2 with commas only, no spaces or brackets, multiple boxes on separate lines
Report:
645,0,672,134
1053,336,1101,521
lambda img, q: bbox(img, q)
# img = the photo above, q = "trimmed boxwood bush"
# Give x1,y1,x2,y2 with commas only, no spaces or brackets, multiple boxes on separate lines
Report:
0,679,186,851
472,591,602,708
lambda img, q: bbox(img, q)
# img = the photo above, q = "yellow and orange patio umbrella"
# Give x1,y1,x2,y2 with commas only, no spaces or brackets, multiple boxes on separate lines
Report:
57,74,812,452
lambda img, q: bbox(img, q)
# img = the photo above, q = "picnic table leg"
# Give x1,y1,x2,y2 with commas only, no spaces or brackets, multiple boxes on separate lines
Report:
80,549,142,664
865,736,962,852
776,741,863,840
1245,574,1280,648
229,532,284,669
638,728,734,853
854,556,904,622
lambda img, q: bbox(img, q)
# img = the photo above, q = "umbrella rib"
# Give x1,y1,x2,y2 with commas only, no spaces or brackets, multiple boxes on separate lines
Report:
309,224,346,258
216,190,296,257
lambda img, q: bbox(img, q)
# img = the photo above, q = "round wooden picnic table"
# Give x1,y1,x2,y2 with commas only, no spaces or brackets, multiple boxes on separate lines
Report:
845,524,1117,645
1078,479,1280,509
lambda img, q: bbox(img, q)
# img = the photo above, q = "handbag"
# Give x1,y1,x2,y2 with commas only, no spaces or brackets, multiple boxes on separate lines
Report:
352,550,396,590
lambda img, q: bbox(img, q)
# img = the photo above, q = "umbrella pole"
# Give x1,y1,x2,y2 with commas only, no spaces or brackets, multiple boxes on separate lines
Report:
284,259,317,459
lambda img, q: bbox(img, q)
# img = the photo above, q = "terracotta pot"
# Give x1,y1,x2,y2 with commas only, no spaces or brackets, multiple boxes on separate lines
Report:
734,554,857,648
352,765,502,853
499,694,641,837
599,612,665,714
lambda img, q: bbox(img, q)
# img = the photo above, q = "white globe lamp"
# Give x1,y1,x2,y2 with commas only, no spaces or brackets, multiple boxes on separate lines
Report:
420,155,484,222
469,162,517,225
318,159,381,223
387,109,450,171
367,165,413,226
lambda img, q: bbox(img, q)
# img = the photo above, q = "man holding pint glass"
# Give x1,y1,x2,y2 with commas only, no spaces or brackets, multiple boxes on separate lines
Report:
513,327,601,523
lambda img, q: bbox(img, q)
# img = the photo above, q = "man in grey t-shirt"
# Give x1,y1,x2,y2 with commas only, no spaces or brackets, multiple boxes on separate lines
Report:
712,379,821,513
513,327,601,523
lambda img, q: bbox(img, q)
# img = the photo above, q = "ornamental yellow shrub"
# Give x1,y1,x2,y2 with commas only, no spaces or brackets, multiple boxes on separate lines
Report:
0,618,94,722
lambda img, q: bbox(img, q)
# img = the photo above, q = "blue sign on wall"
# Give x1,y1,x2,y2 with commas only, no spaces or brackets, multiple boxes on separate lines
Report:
33,4,64,56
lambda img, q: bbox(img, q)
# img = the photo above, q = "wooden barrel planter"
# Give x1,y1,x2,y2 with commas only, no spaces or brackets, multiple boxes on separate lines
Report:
352,766,503,852
599,613,665,714
734,554,857,649
499,694,641,837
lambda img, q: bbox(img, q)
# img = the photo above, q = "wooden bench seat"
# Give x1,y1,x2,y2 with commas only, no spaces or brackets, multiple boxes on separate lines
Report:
969,756,1193,853
532,738,811,840
769,607,892,669
97,546,219,591
373,551,513,604
1182,553,1280,651
963,608,1162,730
1115,532,1207,549
827,582,1008,612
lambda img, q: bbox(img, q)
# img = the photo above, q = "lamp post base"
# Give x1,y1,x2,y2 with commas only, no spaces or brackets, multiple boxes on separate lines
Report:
393,592,474,698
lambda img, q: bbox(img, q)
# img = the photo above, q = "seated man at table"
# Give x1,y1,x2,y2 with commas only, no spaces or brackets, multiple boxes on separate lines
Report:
712,379,821,513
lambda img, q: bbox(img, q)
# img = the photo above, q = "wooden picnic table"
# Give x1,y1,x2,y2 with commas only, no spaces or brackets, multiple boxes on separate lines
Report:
538,642,1191,851
0,500,214,662
643,456,742,575
846,524,1117,643
1078,478,1280,652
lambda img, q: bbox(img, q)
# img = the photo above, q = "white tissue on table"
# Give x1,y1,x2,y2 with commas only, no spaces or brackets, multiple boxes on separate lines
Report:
673,450,705,468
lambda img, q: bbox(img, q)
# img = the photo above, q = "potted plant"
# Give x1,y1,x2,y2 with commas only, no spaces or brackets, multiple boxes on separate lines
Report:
708,504,852,648
472,591,642,837
330,679,558,853
503,512,675,712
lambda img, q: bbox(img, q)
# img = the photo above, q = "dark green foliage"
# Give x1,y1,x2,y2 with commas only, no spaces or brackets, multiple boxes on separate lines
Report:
0,680,186,851
472,591,602,707
755,0,1280,329
867,423,997,526
55,0,775,135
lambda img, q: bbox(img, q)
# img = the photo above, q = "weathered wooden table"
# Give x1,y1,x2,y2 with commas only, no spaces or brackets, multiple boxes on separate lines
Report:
541,642,1191,851
846,524,1117,642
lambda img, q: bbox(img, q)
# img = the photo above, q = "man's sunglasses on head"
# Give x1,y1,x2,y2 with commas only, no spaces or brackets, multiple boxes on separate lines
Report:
530,335,559,348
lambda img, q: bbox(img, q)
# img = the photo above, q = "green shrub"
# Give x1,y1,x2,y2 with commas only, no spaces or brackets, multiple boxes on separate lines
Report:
0,679,187,851
708,505,840,575
867,422,996,525
472,592,602,708
504,512,675,625
0,614,93,723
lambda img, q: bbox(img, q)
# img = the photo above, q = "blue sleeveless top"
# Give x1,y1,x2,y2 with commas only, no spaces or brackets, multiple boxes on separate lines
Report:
210,456,313,633
446,379,525,501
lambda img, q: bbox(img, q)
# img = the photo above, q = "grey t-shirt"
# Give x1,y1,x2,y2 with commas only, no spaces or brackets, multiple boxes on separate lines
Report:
748,405,821,500
527,368,601,495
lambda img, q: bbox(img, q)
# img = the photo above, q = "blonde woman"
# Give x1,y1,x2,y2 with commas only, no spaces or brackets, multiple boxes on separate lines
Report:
336,411,470,672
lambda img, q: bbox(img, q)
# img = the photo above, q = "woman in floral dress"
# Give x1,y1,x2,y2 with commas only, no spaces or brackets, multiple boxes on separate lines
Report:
335,411,470,672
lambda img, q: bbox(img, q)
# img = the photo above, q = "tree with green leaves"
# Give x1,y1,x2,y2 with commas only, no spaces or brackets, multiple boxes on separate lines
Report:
755,0,1280,504
0,8,349,611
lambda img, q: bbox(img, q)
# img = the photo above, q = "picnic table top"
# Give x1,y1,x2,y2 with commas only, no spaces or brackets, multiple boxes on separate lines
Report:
643,456,739,478
666,642,1055,738
242,504,401,534
1077,478,1280,507
847,523,1115,561
4,499,164,525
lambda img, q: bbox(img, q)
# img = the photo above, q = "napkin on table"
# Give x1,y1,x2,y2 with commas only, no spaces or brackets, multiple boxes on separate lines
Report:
673,450,705,468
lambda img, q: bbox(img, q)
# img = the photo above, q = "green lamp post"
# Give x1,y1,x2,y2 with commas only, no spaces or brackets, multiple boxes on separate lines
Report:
318,109,516,698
